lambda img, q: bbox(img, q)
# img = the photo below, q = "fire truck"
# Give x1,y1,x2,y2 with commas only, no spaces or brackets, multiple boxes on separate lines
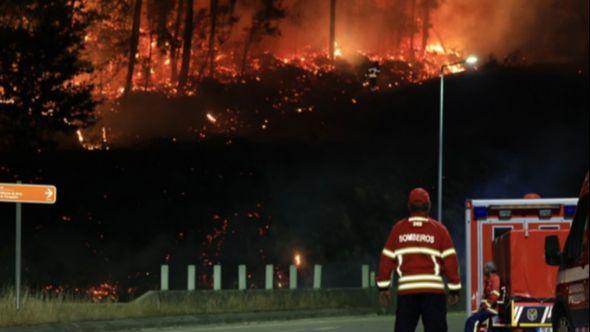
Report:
545,173,589,332
465,196,578,330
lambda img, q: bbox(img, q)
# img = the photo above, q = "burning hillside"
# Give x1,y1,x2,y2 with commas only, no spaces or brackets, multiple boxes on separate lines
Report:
69,0,587,149
3,0,585,151
77,0,477,149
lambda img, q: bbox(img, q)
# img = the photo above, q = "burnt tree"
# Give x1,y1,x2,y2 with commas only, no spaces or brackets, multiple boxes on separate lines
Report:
171,0,184,82
178,0,194,89
329,0,336,60
207,0,219,78
124,0,143,95
421,0,434,52
240,0,285,75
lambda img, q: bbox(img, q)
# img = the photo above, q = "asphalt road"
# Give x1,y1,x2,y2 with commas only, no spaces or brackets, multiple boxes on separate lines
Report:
139,313,466,332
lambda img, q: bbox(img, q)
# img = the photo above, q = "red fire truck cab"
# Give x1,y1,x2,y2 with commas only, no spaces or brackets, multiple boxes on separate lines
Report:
545,173,589,332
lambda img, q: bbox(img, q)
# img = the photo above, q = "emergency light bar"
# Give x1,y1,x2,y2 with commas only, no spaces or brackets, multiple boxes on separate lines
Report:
469,199,578,221
489,204,561,220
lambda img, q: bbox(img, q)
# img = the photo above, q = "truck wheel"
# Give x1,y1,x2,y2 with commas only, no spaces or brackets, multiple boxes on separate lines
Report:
552,305,573,332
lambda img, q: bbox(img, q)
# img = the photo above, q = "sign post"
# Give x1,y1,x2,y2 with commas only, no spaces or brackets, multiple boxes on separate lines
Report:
16,198,21,310
0,182,57,310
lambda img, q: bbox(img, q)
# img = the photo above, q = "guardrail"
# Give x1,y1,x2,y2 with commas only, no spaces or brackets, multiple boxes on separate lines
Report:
158,264,377,291
150,264,466,315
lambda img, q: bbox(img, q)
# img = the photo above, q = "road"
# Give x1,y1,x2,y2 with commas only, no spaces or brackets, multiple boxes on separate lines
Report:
139,313,466,332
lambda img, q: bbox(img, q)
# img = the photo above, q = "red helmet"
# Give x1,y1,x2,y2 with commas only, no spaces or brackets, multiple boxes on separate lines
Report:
408,188,431,206
524,193,541,199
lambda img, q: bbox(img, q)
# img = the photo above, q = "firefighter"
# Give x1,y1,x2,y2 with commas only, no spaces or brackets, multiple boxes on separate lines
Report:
366,61,381,92
376,188,461,332
464,262,501,332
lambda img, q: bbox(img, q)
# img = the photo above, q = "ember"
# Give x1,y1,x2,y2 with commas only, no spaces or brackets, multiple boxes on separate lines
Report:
87,282,118,302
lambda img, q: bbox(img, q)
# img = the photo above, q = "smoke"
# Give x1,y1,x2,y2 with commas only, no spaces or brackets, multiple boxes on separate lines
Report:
245,0,588,63
433,0,589,63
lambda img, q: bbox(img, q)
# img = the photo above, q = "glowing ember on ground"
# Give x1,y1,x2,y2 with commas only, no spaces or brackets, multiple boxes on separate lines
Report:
206,113,217,124
87,282,118,302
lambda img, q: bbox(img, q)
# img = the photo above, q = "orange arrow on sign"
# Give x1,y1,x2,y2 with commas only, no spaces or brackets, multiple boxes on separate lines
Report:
0,183,57,204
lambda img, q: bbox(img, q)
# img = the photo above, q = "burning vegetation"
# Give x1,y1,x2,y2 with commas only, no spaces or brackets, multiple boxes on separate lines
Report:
1,0,587,151
71,0,481,149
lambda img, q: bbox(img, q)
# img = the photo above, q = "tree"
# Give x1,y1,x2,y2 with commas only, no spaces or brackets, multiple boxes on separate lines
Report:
420,0,437,52
329,0,336,60
170,0,185,82
206,0,219,78
421,0,430,52
409,0,416,57
0,0,96,151
177,0,194,89
199,0,239,80
124,0,143,94
151,0,175,50
240,0,285,75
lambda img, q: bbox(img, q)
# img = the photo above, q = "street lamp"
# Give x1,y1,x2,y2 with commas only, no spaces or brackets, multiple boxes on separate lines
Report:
437,55,478,223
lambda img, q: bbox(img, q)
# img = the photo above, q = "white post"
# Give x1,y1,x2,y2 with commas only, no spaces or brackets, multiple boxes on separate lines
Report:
187,265,196,291
362,264,369,288
213,265,221,291
289,265,297,289
161,264,169,291
370,271,376,287
265,264,274,290
238,265,247,290
313,264,322,289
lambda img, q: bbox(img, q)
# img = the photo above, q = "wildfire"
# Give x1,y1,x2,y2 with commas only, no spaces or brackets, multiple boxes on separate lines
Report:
426,43,446,55
333,41,343,58
41,282,119,302
87,282,118,302
69,1,479,151
76,127,109,150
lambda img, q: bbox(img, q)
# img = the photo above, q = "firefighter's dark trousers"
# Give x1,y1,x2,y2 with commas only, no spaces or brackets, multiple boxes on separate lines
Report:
394,293,448,332
464,309,493,332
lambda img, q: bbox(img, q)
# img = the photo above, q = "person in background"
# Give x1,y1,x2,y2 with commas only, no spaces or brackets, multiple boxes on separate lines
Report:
366,61,381,92
464,261,501,332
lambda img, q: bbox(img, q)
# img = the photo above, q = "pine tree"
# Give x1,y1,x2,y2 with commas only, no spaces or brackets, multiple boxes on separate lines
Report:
0,0,97,151
240,0,285,75
177,0,194,89
124,0,143,94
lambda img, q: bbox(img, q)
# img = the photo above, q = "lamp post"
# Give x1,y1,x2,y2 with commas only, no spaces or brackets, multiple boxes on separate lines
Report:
437,55,478,223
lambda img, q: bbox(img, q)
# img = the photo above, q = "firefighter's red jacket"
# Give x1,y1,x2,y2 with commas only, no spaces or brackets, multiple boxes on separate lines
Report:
481,273,501,314
376,216,461,295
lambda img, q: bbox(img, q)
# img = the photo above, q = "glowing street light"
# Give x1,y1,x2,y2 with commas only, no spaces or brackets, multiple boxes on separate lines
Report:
437,55,478,223
465,55,479,65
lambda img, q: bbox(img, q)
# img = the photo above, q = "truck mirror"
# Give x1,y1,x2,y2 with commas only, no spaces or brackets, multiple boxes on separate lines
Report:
545,235,562,266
